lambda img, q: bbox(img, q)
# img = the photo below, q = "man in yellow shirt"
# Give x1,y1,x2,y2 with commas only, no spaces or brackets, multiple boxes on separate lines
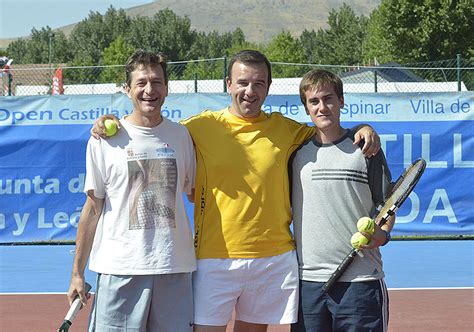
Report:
92,50,380,332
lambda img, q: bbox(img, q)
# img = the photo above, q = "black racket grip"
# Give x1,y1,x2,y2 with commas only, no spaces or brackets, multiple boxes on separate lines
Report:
322,249,358,293
84,282,92,294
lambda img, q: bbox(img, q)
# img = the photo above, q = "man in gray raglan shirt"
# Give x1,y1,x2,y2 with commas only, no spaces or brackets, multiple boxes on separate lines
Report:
290,69,394,332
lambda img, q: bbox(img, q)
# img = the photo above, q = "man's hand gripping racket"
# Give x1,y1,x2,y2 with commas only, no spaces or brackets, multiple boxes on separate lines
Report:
322,158,426,293
58,282,92,331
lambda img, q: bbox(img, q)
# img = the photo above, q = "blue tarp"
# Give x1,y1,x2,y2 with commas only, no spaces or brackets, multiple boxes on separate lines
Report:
0,92,473,242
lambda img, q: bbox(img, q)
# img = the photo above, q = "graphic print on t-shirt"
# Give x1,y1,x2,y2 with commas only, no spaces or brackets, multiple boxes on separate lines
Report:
127,147,177,230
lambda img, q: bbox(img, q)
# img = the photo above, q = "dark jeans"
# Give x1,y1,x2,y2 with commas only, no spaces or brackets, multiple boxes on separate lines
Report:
291,279,389,332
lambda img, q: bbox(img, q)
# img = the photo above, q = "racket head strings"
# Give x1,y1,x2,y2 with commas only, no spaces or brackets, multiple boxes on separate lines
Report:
378,158,426,222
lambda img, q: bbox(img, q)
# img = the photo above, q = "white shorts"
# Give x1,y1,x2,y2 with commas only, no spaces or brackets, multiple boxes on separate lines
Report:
193,250,299,326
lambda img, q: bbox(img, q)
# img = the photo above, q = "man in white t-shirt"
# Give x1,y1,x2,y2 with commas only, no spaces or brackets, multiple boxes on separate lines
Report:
67,50,196,331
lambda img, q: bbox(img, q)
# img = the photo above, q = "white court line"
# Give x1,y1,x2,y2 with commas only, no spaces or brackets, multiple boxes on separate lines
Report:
388,287,474,291
0,292,96,295
2,288,473,295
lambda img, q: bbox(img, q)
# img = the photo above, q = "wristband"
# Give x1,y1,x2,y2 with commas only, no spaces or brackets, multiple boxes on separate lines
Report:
381,230,391,246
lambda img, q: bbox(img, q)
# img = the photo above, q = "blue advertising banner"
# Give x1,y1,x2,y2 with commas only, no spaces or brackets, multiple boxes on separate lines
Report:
0,92,472,242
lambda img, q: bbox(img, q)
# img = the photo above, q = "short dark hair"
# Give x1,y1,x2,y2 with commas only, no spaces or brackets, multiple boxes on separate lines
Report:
125,50,168,87
299,69,343,106
227,50,272,84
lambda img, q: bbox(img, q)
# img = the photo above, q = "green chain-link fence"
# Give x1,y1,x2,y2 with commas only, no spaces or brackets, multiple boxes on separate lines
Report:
1,56,472,96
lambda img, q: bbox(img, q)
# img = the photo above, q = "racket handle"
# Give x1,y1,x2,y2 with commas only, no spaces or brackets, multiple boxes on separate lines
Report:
322,249,358,293
65,282,92,322
58,320,72,332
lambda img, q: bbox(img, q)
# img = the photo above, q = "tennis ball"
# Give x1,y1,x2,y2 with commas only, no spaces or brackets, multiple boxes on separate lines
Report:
351,232,369,249
104,119,118,136
357,217,376,236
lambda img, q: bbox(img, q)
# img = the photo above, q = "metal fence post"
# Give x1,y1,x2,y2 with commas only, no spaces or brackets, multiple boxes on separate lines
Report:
374,70,378,93
194,73,198,93
8,72,12,96
48,32,54,81
223,56,227,93
457,54,461,91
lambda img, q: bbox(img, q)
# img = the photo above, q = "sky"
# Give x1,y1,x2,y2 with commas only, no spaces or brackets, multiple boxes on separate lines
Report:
0,0,153,39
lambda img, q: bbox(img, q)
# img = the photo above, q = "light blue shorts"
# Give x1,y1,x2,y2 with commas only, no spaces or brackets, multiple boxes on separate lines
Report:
89,273,193,331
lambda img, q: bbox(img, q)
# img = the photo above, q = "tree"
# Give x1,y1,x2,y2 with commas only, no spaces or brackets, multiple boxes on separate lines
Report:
362,0,474,63
299,29,318,64
99,36,134,84
180,58,225,81
127,9,195,61
223,38,261,59
68,7,131,66
301,4,369,66
125,16,156,52
6,27,71,64
361,8,393,64
5,38,29,63
182,28,251,80
188,28,247,59
65,57,101,84
264,31,306,77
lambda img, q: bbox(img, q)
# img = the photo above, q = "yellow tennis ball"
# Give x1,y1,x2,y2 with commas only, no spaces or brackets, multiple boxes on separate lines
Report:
357,217,375,236
104,119,118,136
351,232,369,249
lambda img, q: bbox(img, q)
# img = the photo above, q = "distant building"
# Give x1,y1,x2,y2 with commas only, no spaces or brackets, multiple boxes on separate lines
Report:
338,62,467,92
340,62,424,83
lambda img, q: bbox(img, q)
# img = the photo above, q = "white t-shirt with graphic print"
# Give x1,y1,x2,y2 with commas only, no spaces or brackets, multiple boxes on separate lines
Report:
85,116,196,275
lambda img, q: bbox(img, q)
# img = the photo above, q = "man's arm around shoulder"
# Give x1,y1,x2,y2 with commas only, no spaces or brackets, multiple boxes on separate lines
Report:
351,124,381,157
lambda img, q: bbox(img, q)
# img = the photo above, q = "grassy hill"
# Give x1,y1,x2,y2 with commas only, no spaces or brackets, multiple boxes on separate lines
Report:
124,0,380,42
0,0,380,48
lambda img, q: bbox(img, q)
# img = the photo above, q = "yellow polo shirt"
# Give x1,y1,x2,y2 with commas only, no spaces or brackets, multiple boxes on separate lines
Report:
182,108,314,258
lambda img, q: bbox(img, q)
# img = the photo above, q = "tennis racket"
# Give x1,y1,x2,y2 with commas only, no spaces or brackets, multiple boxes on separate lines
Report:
58,282,92,332
322,158,426,293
